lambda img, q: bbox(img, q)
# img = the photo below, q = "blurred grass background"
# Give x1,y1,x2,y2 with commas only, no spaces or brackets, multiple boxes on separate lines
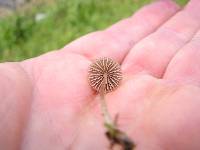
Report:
0,0,188,62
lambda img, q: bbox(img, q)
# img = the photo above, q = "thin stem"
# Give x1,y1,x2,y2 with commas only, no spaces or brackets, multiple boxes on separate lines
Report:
99,74,135,150
99,74,114,126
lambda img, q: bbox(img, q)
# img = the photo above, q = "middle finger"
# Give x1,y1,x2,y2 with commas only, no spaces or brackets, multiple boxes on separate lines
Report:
122,0,200,78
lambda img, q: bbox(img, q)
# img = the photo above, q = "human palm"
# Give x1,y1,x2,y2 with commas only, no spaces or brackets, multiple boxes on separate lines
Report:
1,0,200,150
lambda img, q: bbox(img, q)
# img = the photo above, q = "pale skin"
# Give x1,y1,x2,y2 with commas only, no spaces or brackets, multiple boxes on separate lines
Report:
1,0,200,149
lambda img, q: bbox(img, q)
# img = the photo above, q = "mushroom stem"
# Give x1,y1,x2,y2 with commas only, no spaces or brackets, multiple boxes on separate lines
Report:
99,74,135,150
99,73,114,126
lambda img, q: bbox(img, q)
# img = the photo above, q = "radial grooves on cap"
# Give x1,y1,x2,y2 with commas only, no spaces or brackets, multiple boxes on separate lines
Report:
88,57,122,93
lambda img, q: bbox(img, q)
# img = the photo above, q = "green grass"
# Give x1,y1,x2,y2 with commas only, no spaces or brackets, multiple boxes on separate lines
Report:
0,0,188,62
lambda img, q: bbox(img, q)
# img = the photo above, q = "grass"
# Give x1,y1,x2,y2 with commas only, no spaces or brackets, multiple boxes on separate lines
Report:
0,0,188,62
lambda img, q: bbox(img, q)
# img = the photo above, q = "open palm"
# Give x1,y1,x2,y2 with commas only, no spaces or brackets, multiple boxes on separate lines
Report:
1,0,200,150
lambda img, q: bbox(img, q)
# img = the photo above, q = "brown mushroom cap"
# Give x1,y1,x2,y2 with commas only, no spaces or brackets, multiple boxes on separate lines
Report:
88,57,122,93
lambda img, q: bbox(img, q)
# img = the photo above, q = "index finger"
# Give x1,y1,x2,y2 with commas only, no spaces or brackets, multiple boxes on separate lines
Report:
61,0,180,63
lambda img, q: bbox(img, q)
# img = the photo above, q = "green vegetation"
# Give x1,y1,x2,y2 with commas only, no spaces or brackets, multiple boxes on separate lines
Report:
0,0,188,62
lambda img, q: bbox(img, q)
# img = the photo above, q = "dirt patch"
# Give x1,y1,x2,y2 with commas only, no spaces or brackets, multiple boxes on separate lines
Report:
0,0,54,17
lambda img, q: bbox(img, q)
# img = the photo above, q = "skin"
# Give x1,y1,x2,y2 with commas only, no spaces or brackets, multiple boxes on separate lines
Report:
1,0,200,149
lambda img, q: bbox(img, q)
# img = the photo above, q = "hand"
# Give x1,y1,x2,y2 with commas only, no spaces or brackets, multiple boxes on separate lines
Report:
1,0,200,149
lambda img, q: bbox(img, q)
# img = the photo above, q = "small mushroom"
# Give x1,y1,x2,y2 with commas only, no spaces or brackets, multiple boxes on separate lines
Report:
88,57,135,150
88,57,122,93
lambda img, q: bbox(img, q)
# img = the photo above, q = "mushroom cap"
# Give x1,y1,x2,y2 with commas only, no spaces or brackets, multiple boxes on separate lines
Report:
88,57,122,93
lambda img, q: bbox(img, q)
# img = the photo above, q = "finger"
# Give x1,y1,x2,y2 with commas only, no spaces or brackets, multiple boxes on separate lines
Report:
122,0,200,77
163,29,200,86
61,0,179,63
